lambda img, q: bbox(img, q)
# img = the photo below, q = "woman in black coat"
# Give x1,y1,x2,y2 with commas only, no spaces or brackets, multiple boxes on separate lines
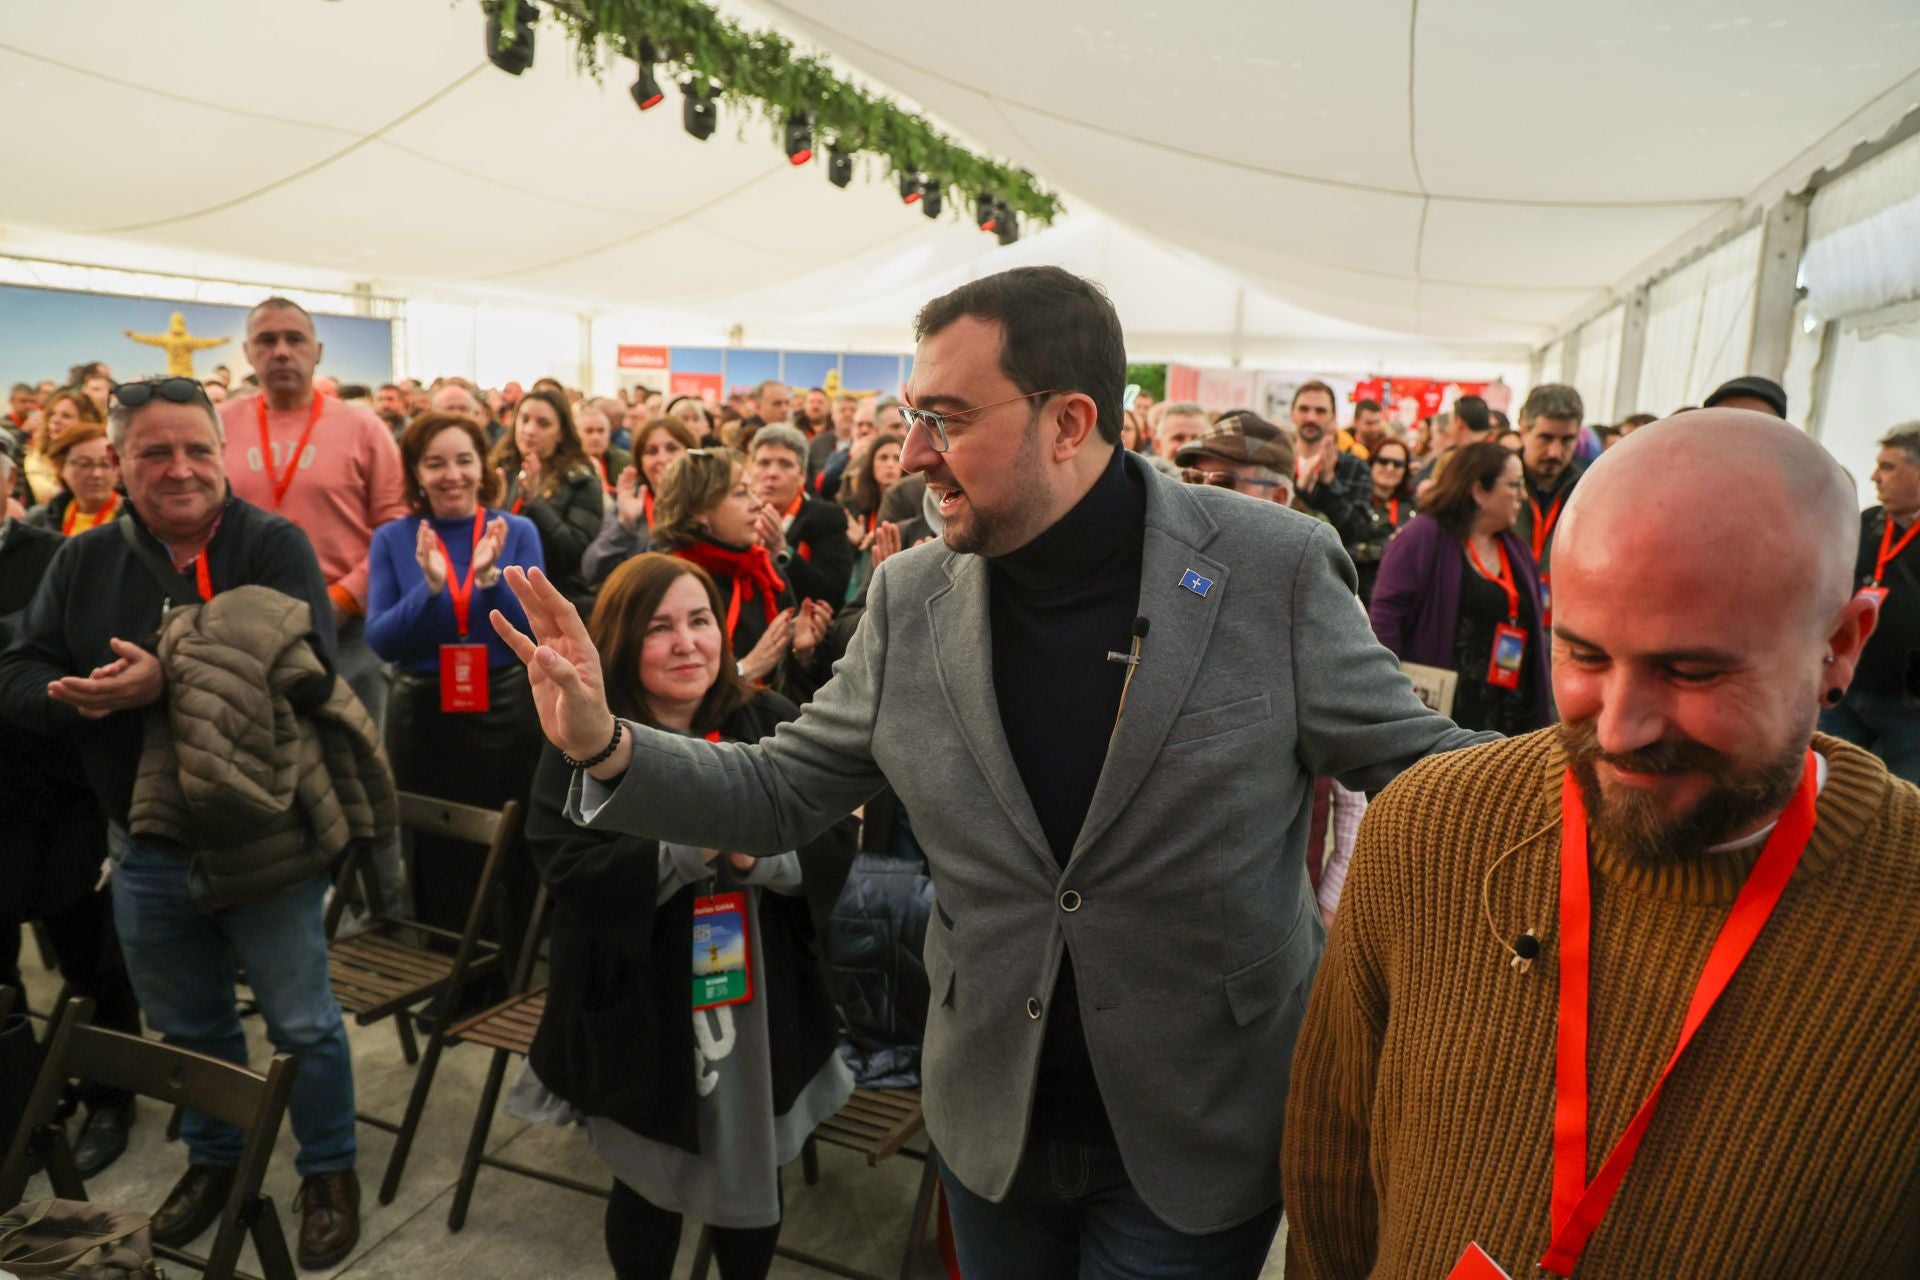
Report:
492,388,605,617
512,552,854,1280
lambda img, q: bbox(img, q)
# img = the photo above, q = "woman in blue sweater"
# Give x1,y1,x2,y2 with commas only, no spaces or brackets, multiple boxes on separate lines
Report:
367,412,547,1002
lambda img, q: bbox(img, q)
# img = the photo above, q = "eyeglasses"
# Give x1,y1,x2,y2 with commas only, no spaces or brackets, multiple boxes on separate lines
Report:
1372,456,1409,470
1180,467,1284,492
65,459,115,473
111,377,208,409
896,389,1059,453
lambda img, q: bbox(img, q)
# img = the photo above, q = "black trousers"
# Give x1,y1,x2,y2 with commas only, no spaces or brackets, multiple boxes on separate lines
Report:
605,1177,781,1280
2,887,142,1109
387,666,544,1010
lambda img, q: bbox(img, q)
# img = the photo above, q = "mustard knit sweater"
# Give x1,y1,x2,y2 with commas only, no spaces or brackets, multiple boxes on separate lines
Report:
1283,730,1920,1279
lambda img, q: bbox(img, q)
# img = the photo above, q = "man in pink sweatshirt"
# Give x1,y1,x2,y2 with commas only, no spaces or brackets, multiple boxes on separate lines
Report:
221,297,407,727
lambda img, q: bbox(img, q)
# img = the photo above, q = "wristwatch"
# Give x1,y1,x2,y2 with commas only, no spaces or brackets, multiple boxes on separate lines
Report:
775,549,793,567
735,660,747,678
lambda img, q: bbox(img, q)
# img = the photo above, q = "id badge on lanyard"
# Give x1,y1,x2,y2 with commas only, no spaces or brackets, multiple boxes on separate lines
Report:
437,509,491,713
1488,623,1527,690
691,891,753,1010
1445,1243,1512,1279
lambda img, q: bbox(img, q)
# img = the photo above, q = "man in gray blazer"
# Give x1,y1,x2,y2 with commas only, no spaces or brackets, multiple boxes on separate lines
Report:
494,267,1488,1277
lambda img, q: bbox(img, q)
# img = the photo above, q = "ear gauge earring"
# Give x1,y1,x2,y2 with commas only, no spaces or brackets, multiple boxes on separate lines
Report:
1824,688,1845,707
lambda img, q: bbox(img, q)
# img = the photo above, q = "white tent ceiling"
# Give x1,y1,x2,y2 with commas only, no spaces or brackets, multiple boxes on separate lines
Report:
1,0,1917,366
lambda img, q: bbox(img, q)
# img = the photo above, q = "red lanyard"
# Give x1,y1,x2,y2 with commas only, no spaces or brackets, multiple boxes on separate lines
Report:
432,508,488,637
642,486,655,526
594,454,612,491
1530,489,1567,563
1467,536,1519,623
1872,512,1919,586
257,392,326,509
178,510,226,601
1542,750,1819,1276
781,491,804,521
1386,497,1400,525
62,491,118,536
725,578,744,642
705,729,721,743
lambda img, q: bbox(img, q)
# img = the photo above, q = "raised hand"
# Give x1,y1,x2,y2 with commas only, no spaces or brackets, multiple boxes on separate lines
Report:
791,598,834,662
869,521,902,569
519,449,544,494
490,566,623,771
415,519,449,592
614,466,648,528
753,505,789,558
736,608,794,683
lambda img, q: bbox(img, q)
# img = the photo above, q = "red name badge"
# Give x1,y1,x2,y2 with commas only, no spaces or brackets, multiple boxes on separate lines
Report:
1857,584,1890,611
1446,1243,1512,1279
692,892,754,1011
1487,622,1527,690
440,644,490,713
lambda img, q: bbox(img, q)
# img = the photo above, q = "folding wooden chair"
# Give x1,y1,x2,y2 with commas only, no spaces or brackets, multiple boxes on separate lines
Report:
691,1088,940,1280
439,884,609,1228
0,996,299,1280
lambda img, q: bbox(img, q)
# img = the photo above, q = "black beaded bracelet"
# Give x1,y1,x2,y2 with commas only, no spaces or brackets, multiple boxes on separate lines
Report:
562,719,624,771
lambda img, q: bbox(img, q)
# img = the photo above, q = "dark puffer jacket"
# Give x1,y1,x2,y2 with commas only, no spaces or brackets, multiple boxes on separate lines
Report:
826,788,935,1088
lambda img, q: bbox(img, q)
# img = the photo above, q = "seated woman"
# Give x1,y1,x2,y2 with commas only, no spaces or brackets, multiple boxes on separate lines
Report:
27,424,124,535
367,413,548,996
649,448,830,689
838,432,904,604
582,415,698,586
513,552,854,1280
1369,440,1552,734
492,388,605,617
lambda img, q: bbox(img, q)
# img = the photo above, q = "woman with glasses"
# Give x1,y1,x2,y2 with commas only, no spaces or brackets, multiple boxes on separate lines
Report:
649,449,830,690
20,389,104,507
1369,441,1552,733
26,424,124,536
510,553,855,1280
1349,437,1416,604
491,389,605,618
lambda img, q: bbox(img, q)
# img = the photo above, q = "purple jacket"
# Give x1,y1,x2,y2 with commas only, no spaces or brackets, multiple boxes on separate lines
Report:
1368,514,1553,724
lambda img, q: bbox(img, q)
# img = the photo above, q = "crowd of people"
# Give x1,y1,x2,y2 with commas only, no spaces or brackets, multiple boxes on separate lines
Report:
2,267,1918,1279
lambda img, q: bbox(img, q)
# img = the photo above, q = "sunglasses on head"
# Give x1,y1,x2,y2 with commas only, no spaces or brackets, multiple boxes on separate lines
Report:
111,377,207,409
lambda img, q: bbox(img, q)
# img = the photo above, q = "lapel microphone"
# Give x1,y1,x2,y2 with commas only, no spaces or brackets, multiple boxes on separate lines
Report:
1108,616,1150,744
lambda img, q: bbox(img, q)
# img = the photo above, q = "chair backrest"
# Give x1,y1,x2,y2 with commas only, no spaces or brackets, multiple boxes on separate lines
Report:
398,793,506,847
327,792,518,937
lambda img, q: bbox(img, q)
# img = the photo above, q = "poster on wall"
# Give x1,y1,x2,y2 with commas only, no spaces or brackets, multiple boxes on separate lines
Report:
1351,376,1510,425
669,371,723,402
0,283,393,389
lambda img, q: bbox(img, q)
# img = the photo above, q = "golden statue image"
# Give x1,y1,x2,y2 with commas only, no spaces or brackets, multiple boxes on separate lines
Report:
124,311,230,378
821,368,880,401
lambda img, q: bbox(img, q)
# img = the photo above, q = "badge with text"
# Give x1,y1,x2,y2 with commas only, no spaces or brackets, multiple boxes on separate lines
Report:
1446,1242,1512,1279
439,644,491,713
1856,584,1890,611
1487,623,1527,690
691,892,754,1011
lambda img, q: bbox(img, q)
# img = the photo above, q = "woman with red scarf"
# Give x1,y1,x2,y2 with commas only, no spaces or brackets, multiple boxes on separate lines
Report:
650,448,824,688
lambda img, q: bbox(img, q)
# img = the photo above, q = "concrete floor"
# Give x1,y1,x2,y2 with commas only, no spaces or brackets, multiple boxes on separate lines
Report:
12,932,1287,1277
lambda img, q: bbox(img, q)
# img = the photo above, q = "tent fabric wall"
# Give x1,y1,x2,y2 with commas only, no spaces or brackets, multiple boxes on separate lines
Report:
1803,130,1920,324
1634,225,1763,415
1814,307,1920,507
1571,304,1625,423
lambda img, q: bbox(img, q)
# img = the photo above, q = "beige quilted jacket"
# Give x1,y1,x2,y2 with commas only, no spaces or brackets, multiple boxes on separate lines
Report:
130,585,397,908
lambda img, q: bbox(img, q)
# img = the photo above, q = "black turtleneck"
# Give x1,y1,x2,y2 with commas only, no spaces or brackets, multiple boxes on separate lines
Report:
988,447,1145,1143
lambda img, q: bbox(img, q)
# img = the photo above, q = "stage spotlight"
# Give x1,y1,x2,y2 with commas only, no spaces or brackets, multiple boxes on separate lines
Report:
784,113,814,165
920,180,942,219
683,80,716,140
995,203,1020,245
975,193,999,232
630,50,664,110
828,146,853,188
484,0,536,76
899,173,921,205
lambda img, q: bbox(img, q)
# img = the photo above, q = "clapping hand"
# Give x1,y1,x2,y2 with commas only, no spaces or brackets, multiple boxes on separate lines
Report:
752,504,789,558
736,608,795,683
491,567,624,774
869,521,902,569
614,466,648,528
471,516,509,582
518,450,543,493
415,520,449,592
48,638,164,720
790,598,835,665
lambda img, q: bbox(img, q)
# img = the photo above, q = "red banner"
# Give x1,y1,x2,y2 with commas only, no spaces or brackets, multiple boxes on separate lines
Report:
670,371,722,402
617,344,669,370
1353,377,1494,422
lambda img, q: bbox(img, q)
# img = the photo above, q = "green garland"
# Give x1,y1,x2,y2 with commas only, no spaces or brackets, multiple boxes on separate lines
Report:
492,0,1061,223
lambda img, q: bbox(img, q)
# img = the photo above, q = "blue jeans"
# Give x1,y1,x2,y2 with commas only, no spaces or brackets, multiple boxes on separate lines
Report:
938,1142,1280,1280
1821,688,1920,787
108,831,356,1175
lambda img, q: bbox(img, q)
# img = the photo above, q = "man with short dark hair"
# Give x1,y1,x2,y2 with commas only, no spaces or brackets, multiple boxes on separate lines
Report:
0,378,365,1267
1821,422,1920,785
374,382,408,437
1291,381,1375,552
809,391,860,494
796,386,830,436
6,382,38,433
754,379,792,427
491,265,1487,1276
1350,398,1388,458
1511,383,1587,604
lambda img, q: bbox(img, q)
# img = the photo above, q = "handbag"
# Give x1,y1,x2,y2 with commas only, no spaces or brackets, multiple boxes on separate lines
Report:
0,1199,162,1278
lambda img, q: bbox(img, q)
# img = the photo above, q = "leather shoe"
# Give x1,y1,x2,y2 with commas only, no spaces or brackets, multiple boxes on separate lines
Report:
73,1100,134,1178
296,1169,360,1270
152,1164,237,1246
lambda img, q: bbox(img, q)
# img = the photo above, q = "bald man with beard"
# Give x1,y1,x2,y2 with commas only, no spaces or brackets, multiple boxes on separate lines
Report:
1283,411,1920,1279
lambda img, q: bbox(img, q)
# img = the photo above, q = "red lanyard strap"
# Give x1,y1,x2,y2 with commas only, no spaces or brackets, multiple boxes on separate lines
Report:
432,508,489,637
1872,512,1919,586
1530,489,1567,563
1542,750,1819,1276
63,492,118,536
257,393,326,509
1467,536,1520,623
